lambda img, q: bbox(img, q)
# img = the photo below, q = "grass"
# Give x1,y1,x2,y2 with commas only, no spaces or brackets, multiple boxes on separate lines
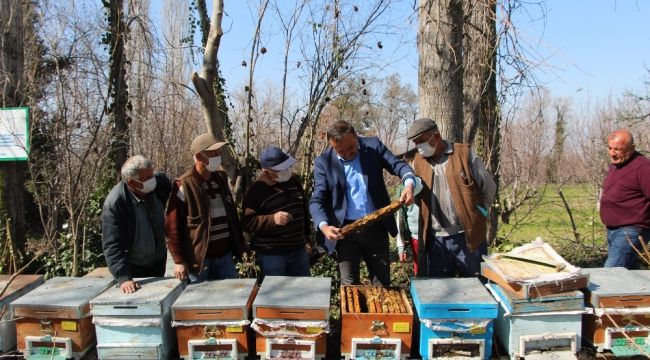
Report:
496,183,608,266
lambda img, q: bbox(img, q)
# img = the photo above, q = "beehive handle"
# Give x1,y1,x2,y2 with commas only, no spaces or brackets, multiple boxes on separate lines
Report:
448,308,470,312
112,305,138,309
197,311,223,315
279,310,306,315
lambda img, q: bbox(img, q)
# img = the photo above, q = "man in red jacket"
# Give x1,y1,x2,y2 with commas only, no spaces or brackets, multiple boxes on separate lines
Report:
600,129,650,269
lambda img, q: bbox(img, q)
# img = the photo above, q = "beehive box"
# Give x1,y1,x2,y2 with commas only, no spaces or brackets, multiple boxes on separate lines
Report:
0,275,43,353
252,276,331,360
481,240,588,299
487,282,585,359
90,277,185,360
11,276,114,359
582,267,650,357
171,278,258,359
411,278,498,360
340,285,413,360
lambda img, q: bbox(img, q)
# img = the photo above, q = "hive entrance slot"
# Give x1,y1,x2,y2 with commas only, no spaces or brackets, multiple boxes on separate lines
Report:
430,343,481,358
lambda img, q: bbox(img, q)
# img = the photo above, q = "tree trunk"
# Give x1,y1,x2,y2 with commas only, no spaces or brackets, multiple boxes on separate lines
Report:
107,0,130,173
418,0,464,142
0,0,28,263
192,0,239,184
462,0,492,144
472,0,500,245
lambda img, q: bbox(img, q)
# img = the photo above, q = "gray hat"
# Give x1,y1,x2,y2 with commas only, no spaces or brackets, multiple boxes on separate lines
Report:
406,118,438,140
191,133,229,155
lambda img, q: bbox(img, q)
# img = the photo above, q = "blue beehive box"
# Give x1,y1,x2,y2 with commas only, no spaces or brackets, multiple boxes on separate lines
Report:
487,282,585,359
410,278,498,359
90,277,185,360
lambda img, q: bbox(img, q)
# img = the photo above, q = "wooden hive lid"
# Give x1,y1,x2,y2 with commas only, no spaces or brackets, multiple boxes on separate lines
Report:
90,277,184,316
172,278,257,311
0,275,44,303
583,267,650,306
253,276,331,314
11,276,114,318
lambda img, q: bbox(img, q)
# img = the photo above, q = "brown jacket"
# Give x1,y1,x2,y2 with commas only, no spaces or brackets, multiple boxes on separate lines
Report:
165,168,244,274
413,143,487,266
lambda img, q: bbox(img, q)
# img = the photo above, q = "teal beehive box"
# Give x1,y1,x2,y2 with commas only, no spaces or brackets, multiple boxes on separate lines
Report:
410,278,498,360
90,277,185,360
487,282,585,359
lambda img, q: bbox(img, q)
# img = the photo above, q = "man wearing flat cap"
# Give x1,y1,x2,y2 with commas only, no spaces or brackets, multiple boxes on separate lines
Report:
242,146,311,277
406,118,496,277
166,133,245,282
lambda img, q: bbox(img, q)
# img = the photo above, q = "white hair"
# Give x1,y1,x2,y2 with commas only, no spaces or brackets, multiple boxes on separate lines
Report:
121,155,152,182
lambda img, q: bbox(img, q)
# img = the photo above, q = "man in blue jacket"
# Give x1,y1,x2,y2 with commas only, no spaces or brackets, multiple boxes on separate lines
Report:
102,155,171,293
310,120,415,286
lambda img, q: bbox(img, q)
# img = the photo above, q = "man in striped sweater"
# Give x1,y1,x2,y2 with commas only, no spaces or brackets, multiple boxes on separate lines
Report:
243,147,311,277
166,133,245,282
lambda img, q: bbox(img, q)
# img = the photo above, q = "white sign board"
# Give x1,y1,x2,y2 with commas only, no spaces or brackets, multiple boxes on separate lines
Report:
0,107,29,161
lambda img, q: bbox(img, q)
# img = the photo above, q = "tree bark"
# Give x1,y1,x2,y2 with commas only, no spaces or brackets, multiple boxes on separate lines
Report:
473,0,500,245
418,0,464,142
191,0,238,183
107,0,130,173
0,0,28,262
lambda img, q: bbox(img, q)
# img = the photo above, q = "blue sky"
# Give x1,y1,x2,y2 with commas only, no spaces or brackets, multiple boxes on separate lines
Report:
202,0,650,103
515,0,650,100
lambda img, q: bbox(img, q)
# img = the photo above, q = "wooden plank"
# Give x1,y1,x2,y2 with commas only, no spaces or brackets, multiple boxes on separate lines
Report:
254,307,327,320
176,325,249,357
16,316,95,353
14,306,84,320
173,308,244,321
599,295,650,308
482,265,588,299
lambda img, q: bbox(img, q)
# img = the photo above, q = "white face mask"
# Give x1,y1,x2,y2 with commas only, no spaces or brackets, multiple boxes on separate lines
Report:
276,169,293,183
136,177,156,194
416,141,435,157
205,156,222,172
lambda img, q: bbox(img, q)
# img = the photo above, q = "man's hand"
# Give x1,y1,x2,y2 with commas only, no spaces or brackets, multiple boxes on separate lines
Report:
400,185,414,205
120,280,140,294
174,263,189,281
321,225,344,241
399,252,408,263
273,211,293,226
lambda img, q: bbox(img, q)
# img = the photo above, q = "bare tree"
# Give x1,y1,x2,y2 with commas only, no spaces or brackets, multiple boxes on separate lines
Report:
26,0,114,276
272,0,308,149
0,0,30,265
418,0,464,142
105,0,130,173
191,0,240,182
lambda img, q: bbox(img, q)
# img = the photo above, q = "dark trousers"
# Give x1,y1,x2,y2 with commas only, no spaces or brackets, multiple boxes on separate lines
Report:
129,254,167,278
424,230,486,277
336,221,390,286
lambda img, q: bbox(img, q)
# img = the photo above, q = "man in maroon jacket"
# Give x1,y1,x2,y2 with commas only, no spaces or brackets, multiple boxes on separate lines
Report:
600,129,650,269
